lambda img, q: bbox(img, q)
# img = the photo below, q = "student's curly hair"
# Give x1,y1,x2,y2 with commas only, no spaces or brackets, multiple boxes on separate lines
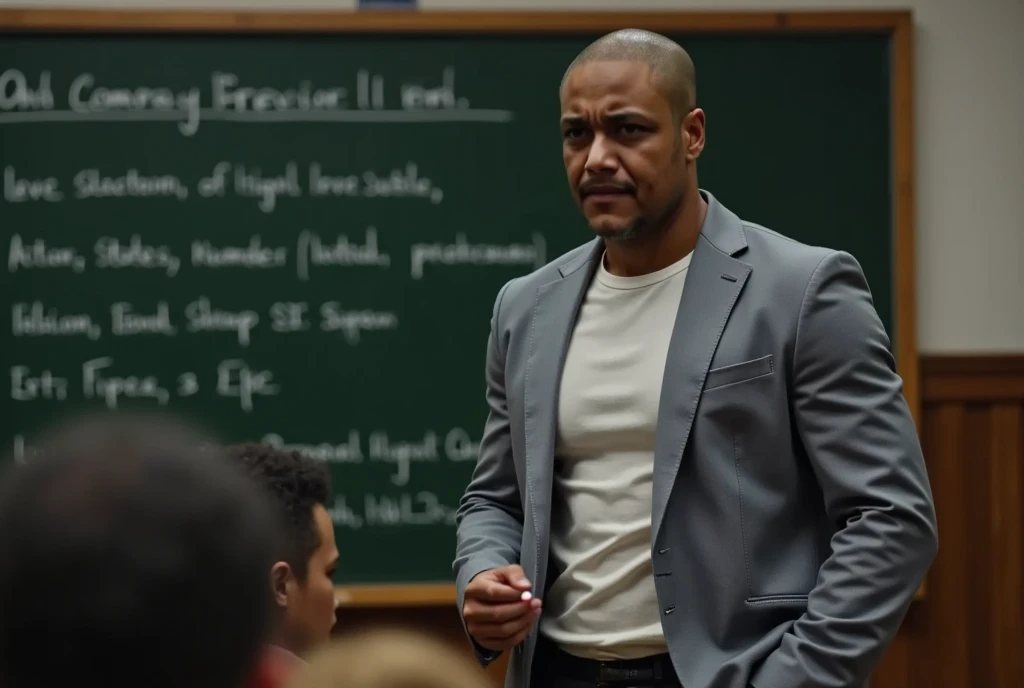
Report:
224,442,331,580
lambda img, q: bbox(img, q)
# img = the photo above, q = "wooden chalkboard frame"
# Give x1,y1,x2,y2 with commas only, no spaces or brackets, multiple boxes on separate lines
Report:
0,9,917,608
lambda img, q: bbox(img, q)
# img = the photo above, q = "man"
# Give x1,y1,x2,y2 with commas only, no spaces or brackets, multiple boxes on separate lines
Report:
225,442,340,688
0,412,279,688
453,29,937,688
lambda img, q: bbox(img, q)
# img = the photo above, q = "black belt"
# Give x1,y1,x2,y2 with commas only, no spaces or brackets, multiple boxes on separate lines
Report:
535,638,678,685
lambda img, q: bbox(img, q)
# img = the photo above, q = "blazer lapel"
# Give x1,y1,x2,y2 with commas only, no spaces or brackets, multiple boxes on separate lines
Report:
651,193,752,540
524,240,601,541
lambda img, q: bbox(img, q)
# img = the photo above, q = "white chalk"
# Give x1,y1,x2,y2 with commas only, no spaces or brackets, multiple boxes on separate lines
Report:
520,591,533,602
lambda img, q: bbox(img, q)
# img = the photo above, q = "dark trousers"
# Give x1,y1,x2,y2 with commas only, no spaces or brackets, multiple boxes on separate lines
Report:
531,637,683,688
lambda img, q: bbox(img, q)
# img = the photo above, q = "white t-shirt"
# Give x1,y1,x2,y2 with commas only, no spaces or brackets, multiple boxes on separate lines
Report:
540,249,692,660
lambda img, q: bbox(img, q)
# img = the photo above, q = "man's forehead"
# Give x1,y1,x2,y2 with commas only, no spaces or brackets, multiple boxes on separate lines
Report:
561,60,663,110
563,60,655,94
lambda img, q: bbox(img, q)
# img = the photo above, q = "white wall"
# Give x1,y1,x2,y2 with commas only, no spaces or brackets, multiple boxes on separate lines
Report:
3,0,1022,353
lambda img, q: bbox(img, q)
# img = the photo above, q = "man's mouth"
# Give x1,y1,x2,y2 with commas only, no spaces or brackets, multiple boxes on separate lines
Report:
581,184,633,201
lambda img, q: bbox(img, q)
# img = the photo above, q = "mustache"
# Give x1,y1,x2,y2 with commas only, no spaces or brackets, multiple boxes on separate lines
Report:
578,180,636,196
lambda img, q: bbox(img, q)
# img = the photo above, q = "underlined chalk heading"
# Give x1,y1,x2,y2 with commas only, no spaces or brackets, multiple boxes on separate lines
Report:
0,67,516,137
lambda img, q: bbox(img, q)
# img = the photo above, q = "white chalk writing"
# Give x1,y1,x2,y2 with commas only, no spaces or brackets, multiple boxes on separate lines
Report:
191,235,287,269
94,236,180,276
256,429,476,467
369,431,439,487
329,492,459,530
444,427,480,462
0,69,54,111
185,297,259,346
74,168,188,200
410,233,547,279
82,356,171,408
319,303,398,344
110,301,177,336
269,302,311,333
216,359,279,412
296,227,391,282
0,68,513,136
12,302,101,340
8,435,43,464
3,165,62,203
8,235,86,273
68,72,202,136
362,163,443,204
364,491,458,527
262,431,365,463
233,162,302,213
212,71,346,114
10,365,69,401
328,495,366,530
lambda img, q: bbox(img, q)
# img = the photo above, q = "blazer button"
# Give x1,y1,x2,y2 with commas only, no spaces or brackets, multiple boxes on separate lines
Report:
664,605,676,615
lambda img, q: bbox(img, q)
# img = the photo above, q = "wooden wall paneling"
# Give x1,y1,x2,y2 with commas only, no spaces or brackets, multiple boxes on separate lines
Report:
964,402,995,688
873,356,1024,688
928,402,970,687
987,403,1023,687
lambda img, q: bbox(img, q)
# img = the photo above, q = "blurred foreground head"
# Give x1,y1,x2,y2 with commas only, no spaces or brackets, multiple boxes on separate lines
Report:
0,412,280,688
288,628,491,688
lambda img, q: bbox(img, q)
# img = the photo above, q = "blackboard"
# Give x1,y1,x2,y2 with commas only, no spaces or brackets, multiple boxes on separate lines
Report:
0,10,916,602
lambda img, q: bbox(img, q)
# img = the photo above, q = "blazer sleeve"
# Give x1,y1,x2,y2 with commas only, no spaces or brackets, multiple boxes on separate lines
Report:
750,251,938,688
452,278,525,665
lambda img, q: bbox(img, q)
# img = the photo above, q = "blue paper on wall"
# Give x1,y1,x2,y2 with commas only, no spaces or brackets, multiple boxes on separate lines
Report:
358,0,417,8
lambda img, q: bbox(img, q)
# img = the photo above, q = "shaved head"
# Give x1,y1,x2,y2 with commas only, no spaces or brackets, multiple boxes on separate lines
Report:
561,29,696,124
558,28,707,248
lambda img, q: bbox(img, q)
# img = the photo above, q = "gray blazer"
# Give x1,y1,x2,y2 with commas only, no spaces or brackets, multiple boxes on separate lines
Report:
453,191,937,688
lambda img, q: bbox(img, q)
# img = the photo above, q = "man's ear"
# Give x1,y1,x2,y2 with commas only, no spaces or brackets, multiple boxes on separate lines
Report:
681,107,706,162
270,561,293,608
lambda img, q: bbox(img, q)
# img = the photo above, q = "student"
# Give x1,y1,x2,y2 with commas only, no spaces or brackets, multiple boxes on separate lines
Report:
0,413,279,688
224,443,340,688
290,628,491,688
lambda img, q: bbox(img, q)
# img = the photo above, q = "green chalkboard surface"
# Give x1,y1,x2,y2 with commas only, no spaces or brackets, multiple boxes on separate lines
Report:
0,12,908,592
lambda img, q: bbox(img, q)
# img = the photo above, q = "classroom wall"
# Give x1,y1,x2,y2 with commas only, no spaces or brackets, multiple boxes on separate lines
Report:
3,0,1022,354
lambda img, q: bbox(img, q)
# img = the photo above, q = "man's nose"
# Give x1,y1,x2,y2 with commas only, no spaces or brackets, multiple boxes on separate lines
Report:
584,133,619,173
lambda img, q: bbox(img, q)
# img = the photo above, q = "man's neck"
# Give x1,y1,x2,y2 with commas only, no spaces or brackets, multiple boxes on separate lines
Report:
603,187,707,278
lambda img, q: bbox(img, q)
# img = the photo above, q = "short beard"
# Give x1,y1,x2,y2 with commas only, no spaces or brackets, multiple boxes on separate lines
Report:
595,184,686,244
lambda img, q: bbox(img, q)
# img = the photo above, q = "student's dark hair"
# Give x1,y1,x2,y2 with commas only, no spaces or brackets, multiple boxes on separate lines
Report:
224,442,331,580
0,412,280,688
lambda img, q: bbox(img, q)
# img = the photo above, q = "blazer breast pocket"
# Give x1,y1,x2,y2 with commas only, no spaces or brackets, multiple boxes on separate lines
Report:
703,354,775,392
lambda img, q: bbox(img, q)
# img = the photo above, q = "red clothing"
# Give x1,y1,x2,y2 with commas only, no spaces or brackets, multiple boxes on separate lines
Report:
245,645,304,688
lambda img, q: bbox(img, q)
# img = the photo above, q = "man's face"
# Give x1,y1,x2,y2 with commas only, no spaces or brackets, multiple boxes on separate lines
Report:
280,504,339,654
560,60,701,241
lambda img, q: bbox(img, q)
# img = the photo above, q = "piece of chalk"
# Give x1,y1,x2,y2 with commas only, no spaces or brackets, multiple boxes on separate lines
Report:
521,591,533,601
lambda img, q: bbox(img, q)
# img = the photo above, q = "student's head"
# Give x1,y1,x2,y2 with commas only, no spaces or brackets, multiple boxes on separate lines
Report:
559,29,705,242
0,412,278,688
290,628,491,688
225,442,338,655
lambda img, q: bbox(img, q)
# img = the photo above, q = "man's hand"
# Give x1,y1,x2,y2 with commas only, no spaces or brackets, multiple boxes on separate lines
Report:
463,565,542,651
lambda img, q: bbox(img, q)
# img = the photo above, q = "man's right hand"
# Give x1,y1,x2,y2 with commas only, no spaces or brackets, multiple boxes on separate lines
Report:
463,564,543,651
